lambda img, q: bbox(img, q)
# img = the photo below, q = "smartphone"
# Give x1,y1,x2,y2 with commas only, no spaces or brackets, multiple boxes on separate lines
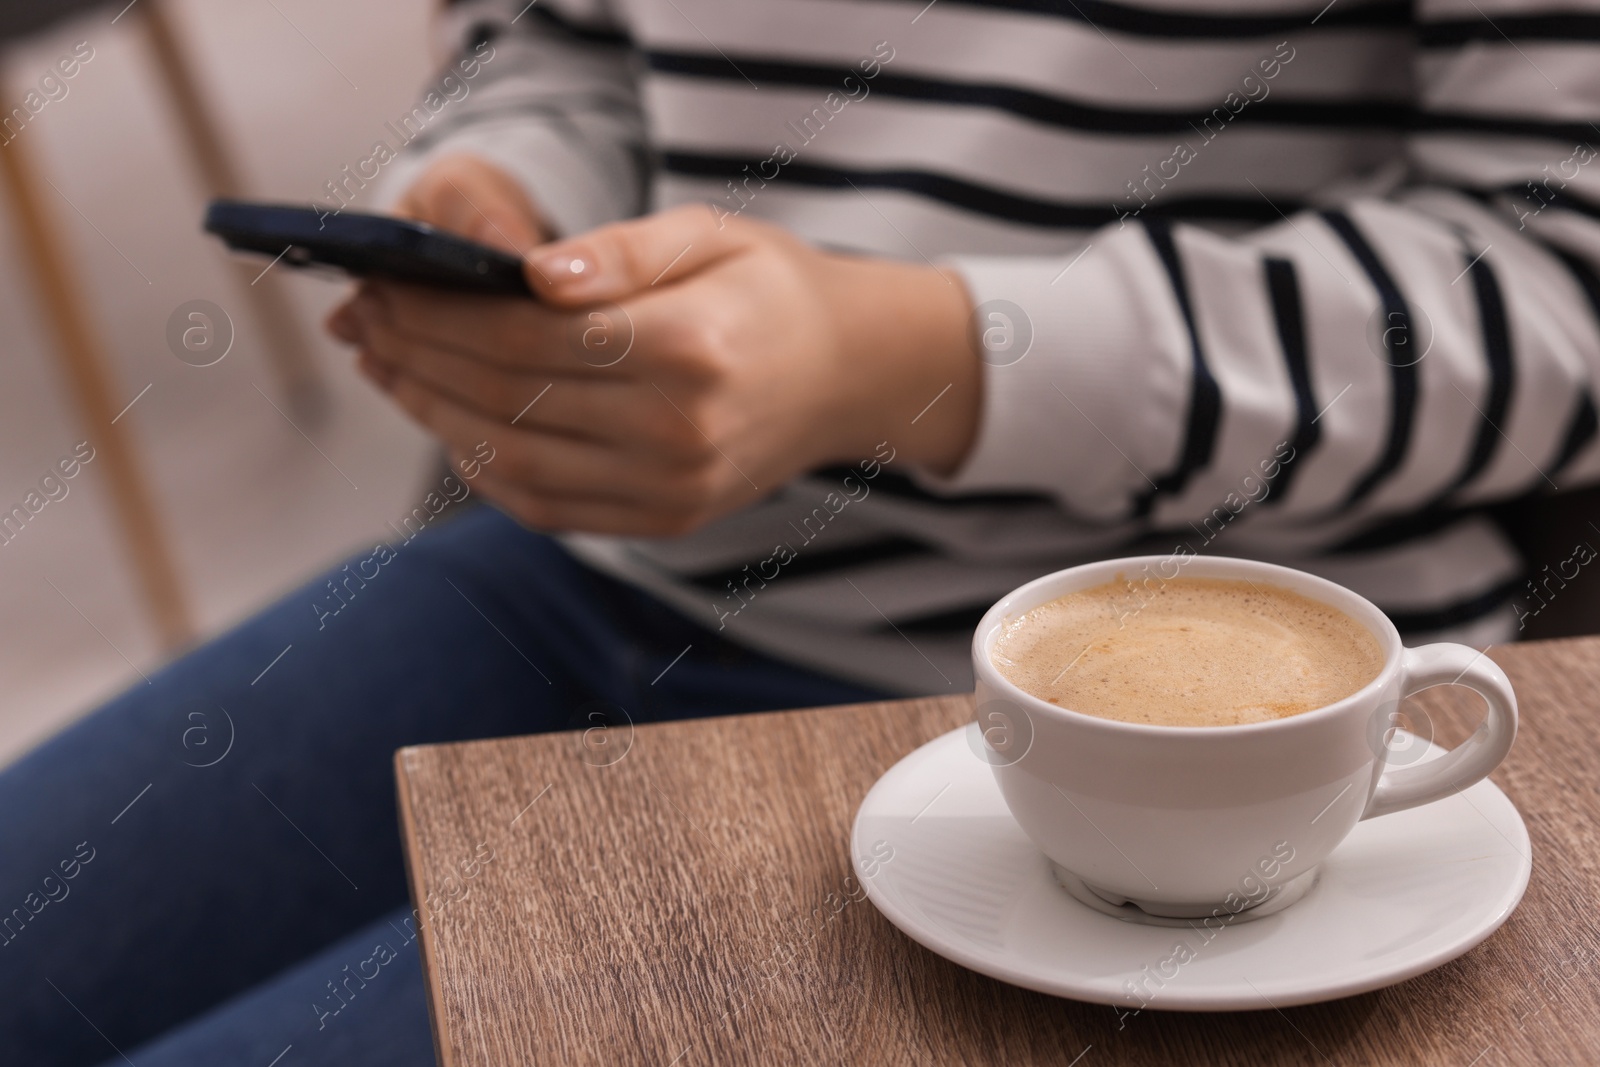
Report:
203,199,532,297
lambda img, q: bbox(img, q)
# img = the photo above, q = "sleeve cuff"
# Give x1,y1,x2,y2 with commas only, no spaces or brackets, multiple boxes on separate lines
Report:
908,233,1192,521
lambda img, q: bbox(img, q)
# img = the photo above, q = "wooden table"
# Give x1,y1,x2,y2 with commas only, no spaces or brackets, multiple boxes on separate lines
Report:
395,637,1600,1065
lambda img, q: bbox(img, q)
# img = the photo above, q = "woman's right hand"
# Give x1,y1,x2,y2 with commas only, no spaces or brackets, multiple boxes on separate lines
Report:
389,153,551,255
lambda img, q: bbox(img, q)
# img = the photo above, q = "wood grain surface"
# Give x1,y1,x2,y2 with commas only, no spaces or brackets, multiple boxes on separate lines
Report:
395,637,1600,1066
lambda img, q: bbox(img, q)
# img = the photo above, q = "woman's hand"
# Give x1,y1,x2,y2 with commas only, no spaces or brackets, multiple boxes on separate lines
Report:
388,153,551,253
328,201,980,537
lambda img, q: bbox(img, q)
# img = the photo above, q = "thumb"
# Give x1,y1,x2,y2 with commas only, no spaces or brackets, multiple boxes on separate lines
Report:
524,204,749,307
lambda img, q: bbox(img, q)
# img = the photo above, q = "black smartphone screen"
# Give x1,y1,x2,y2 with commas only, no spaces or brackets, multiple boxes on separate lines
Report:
203,200,533,297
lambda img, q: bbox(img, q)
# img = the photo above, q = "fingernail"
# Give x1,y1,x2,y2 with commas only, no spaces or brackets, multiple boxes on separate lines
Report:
528,249,591,286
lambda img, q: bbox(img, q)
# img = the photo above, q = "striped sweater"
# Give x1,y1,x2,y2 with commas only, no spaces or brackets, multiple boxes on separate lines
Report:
374,0,1600,695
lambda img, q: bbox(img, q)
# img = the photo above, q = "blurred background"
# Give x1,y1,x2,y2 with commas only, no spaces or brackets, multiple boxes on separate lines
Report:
0,0,440,764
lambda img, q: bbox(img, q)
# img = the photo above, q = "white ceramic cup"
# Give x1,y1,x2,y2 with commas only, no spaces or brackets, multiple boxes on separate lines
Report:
970,554,1518,920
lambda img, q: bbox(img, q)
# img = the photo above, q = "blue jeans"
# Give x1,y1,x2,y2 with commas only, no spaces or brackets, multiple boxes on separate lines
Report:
0,507,886,1066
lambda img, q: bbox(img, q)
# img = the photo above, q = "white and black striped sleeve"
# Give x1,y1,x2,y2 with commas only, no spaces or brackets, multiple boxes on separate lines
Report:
372,0,648,237
929,1,1600,530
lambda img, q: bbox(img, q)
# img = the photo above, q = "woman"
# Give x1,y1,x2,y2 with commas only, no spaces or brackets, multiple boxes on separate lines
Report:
6,0,1597,1061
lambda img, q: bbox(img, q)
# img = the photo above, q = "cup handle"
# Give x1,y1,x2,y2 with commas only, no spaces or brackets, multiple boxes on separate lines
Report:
1361,643,1518,821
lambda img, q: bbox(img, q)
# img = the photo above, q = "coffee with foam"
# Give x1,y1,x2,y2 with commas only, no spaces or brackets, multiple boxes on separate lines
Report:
990,575,1384,727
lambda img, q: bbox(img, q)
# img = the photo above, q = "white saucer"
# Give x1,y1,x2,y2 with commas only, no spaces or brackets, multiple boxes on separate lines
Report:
851,726,1532,1011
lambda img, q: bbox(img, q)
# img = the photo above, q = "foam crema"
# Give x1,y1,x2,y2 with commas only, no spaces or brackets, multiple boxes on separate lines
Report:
989,575,1385,727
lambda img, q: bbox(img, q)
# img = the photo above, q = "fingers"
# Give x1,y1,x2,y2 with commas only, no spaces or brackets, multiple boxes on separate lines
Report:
358,336,559,427
344,282,605,376
353,299,731,468
394,153,549,253
524,203,755,306
353,307,560,422
381,368,696,504
332,204,764,374
354,325,653,443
